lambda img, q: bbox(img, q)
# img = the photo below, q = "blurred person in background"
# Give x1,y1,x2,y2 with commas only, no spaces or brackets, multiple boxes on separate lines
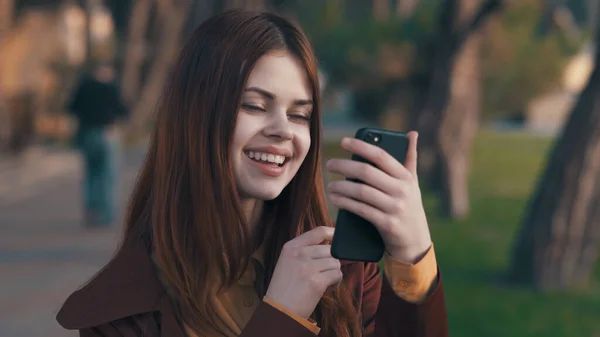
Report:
57,10,447,337
67,63,128,228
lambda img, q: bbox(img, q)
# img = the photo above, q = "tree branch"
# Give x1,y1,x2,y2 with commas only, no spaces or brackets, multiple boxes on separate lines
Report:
451,0,505,54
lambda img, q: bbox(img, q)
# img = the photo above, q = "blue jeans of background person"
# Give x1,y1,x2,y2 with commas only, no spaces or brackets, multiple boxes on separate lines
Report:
76,125,120,226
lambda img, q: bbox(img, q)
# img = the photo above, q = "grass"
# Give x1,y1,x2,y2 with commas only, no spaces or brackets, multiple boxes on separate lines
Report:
323,130,600,337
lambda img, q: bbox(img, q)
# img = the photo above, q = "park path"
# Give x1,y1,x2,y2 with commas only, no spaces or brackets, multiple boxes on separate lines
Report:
0,145,145,337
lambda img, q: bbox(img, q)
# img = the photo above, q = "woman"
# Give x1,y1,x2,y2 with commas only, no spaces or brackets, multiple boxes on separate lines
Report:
57,10,448,337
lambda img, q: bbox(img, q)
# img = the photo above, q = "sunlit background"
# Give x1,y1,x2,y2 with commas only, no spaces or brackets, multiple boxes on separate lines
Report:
1,1,599,336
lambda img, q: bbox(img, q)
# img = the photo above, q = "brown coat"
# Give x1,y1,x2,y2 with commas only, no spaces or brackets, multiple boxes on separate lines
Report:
56,240,449,337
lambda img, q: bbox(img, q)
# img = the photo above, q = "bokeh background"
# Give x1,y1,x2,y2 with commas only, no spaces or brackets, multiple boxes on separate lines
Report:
1,0,599,336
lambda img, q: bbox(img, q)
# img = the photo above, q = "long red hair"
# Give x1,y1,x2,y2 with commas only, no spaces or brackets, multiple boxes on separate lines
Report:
122,10,361,337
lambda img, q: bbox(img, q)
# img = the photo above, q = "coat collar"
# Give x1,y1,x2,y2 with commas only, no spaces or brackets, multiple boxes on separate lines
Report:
56,239,175,332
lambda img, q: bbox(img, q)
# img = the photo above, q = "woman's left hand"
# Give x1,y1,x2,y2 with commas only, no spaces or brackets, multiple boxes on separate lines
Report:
326,131,431,263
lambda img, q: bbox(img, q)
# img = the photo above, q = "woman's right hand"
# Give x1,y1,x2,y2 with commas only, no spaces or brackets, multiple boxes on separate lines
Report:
264,226,342,319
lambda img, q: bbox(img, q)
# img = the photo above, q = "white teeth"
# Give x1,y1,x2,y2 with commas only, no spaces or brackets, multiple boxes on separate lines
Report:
246,151,286,164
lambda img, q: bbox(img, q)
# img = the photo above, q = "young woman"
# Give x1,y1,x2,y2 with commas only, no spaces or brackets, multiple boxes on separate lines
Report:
57,10,448,337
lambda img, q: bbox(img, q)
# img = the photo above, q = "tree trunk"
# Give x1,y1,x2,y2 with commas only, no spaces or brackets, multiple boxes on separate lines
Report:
223,0,265,10
437,0,481,219
508,23,600,290
373,0,390,21
413,0,502,216
224,0,245,9
83,0,94,67
413,0,451,189
247,0,266,11
0,0,14,41
378,81,412,131
396,0,419,17
0,0,14,149
126,0,190,139
183,0,216,39
120,0,153,106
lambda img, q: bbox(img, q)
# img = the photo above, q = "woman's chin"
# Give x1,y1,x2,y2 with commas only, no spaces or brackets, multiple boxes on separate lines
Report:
254,190,283,201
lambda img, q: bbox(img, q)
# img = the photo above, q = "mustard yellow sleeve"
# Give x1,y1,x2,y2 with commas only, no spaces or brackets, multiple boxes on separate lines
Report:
262,296,321,335
383,244,439,303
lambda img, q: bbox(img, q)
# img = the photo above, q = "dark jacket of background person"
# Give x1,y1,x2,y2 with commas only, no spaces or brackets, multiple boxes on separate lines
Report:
68,75,129,129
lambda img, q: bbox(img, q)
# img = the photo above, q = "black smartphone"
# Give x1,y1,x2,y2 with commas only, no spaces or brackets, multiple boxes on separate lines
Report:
330,127,410,262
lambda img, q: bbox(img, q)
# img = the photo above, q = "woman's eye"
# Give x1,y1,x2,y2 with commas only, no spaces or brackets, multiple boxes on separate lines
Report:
289,114,311,123
242,104,266,112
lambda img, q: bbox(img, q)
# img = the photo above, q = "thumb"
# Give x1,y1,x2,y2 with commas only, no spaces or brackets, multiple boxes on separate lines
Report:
405,131,418,177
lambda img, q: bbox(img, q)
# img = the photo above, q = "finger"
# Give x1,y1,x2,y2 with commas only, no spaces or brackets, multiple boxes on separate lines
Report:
290,226,335,247
301,244,334,259
340,137,411,180
326,158,398,196
327,180,397,213
312,257,341,272
313,269,344,289
405,131,418,177
329,193,388,231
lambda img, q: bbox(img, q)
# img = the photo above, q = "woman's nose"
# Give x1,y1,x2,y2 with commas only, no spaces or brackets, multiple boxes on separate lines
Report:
263,113,293,140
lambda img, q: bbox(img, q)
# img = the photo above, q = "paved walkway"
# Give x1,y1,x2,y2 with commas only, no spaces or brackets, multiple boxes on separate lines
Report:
0,146,145,337
0,147,79,207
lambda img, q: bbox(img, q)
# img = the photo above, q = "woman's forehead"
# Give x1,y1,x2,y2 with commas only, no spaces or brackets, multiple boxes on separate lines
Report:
244,53,312,101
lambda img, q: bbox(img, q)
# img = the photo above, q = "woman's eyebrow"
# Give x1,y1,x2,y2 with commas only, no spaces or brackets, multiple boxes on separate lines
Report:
244,87,313,106
293,99,313,107
244,87,275,100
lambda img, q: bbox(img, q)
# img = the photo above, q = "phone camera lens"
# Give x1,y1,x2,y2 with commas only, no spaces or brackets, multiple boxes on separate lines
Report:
367,132,381,144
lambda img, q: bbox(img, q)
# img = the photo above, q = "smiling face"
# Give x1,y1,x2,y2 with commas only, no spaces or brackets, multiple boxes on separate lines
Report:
231,52,313,201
